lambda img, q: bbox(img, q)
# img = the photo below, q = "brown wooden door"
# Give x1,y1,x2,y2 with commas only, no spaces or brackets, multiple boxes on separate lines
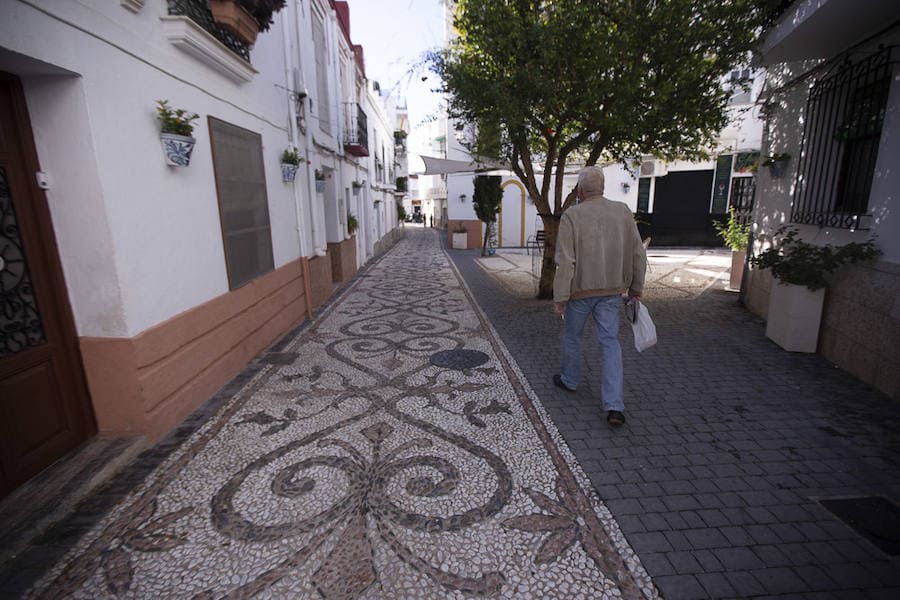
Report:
0,73,95,498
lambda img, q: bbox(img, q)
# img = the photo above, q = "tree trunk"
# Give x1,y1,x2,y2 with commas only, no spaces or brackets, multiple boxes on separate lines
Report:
536,216,560,299
481,222,490,257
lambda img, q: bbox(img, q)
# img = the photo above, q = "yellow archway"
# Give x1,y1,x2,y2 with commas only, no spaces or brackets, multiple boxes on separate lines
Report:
499,179,527,247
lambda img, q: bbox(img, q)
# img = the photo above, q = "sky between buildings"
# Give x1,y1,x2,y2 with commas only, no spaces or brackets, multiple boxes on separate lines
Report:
348,0,447,170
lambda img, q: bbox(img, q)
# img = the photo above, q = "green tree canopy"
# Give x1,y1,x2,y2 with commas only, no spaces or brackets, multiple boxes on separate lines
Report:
431,0,765,297
472,175,503,256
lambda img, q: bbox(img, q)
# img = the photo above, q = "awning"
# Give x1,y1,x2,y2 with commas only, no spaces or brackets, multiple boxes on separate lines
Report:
419,155,508,175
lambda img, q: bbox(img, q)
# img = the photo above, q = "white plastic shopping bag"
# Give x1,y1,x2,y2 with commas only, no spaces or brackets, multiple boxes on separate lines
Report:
626,299,657,352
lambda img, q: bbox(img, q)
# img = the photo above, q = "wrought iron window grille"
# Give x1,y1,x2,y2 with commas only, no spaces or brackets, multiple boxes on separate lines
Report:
791,46,897,230
168,0,251,62
729,176,756,225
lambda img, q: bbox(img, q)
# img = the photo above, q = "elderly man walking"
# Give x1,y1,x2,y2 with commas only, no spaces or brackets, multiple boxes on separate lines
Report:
552,166,647,426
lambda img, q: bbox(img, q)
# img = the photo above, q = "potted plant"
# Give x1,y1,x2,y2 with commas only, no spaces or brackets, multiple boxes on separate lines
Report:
314,169,326,193
347,213,358,236
351,180,365,195
209,0,287,45
280,147,302,182
713,207,751,291
209,0,259,45
396,202,407,224
156,100,199,167
750,228,880,352
452,222,468,250
762,152,791,179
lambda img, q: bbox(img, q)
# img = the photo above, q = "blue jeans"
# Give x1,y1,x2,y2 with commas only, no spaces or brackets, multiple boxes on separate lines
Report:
559,295,624,411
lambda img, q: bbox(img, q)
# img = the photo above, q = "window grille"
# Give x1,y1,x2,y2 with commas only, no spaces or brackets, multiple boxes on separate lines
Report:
636,178,651,213
791,46,897,230
729,177,755,225
208,117,274,289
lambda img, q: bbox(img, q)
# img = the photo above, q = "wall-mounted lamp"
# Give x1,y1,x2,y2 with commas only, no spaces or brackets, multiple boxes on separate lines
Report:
459,193,467,203
620,182,631,193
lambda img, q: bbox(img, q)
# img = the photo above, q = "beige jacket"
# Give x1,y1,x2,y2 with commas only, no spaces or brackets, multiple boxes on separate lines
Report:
552,195,647,303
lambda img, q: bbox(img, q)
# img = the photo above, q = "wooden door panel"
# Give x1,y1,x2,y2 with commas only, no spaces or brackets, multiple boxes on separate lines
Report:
0,73,94,497
0,361,73,482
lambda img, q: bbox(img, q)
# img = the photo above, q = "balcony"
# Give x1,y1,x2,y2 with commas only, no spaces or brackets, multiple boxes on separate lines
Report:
343,103,369,157
167,0,252,61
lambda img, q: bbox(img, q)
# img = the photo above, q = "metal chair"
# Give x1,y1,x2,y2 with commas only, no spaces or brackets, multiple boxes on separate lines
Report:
526,230,546,255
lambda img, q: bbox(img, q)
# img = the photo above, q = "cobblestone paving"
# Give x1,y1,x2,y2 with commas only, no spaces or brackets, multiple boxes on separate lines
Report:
452,239,900,600
21,229,660,599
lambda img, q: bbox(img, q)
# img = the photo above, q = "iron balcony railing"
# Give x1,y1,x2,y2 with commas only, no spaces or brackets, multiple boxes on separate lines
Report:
167,0,251,61
343,103,369,157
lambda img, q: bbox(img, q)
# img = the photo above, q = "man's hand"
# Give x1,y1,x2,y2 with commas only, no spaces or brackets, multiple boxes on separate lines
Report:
554,302,566,317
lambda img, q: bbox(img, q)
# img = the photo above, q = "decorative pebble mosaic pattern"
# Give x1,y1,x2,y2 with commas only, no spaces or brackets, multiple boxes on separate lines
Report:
26,230,659,599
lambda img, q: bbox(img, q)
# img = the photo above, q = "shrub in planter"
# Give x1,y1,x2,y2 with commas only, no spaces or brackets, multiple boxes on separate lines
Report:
714,207,751,290
750,227,880,352
347,213,358,235
750,227,879,291
452,222,468,250
156,100,199,167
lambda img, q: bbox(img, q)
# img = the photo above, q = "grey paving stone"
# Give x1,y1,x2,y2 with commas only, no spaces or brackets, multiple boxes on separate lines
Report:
640,513,671,532
695,572,737,598
691,548,724,572
653,574,708,600
629,531,674,553
683,527,732,549
714,547,766,570
640,553,677,577
749,567,810,595
827,562,880,589
446,246,900,600
793,565,838,592
725,571,767,597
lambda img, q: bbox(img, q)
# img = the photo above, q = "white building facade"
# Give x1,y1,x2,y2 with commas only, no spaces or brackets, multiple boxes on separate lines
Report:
743,0,900,399
0,0,404,496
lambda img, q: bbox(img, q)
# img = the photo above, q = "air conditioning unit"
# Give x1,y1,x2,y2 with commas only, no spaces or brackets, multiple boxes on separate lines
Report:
639,159,667,177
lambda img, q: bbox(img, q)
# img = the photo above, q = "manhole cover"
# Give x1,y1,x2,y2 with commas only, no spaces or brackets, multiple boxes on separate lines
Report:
429,349,490,370
819,496,900,556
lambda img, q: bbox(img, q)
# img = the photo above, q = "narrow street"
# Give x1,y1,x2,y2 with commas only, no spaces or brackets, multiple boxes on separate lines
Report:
13,228,657,599
5,227,899,599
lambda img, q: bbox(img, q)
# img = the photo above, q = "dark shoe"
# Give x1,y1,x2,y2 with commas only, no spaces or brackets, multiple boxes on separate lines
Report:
607,410,625,426
553,374,575,392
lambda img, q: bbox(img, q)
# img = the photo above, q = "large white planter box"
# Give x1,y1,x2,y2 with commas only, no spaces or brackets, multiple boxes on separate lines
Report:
765,281,825,353
729,250,746,291
452,232,468,250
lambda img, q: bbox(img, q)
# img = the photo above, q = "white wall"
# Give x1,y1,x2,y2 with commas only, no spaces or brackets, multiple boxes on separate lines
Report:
753,52,899,263
2,0,305,336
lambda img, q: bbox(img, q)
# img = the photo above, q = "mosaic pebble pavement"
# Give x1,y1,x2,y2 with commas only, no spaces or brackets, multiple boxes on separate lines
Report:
26,229,660,599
